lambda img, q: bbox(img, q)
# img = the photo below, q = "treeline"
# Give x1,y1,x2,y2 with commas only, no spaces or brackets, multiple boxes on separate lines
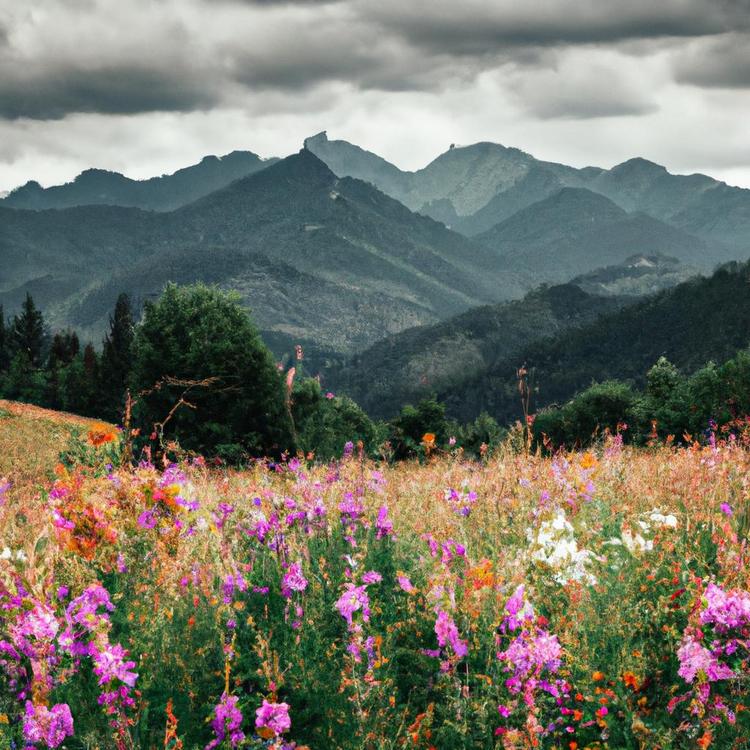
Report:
0,285,505,462
533,353,750,448
0,293,133,421
2,284,748,462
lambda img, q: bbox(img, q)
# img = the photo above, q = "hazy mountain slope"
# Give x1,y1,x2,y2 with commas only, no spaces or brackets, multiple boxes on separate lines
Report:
1,151,278,211
0,204,161,288
332,284,628,419
171,150,526,312
304,131,586,221
305,133,750,261
0,150,525,353
58,248,434,354
441,261,750,425
476,188,716,284
302,132,409,203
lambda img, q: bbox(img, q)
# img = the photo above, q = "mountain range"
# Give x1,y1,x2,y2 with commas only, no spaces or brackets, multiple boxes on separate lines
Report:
3,132,750,422
304,132,750,254
0,150,524,352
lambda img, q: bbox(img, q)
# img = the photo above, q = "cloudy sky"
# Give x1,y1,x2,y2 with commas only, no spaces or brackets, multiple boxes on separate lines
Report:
1,0,749,194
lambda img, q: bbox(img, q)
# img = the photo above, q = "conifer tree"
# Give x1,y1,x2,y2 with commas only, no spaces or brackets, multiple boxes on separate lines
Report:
100,293,134,420
10,293,47,368
46,330,81,409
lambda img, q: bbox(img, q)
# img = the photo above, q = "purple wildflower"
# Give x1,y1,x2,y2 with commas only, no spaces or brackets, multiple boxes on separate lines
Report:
397,575,416,593
700,583,750,631
281,563,308,597
677,637,734,683
334,584,370,627
434,610,468,658
206,693,244,749
91,641,138,687
23,702,74,749
255,699,291,737
375,504,394,538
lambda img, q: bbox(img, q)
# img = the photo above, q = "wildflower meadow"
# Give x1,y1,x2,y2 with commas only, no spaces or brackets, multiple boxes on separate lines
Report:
1,426,750,750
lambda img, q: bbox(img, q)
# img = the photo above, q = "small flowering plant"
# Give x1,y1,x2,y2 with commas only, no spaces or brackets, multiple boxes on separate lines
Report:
669,582,750,742
493,585,572,743
443,480,478,517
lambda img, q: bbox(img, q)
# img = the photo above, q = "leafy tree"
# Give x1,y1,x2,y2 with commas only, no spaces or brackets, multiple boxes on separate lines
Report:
131,283,293,458
292,378,378,460
100,293,135,420
640,357,690,439
389,396,448,459
9,293,47,368
534,381,640,449
454,412,505,457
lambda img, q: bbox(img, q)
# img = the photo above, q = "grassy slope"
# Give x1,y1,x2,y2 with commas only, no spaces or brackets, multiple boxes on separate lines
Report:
0,399,109,491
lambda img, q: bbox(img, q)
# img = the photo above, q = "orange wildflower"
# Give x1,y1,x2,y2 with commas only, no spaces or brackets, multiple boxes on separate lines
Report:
623,671,639,690
88,422,118,447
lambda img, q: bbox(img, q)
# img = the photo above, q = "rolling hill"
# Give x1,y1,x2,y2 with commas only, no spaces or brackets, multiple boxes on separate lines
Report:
476,187,717,284
436,260,750,425
331,283,629,419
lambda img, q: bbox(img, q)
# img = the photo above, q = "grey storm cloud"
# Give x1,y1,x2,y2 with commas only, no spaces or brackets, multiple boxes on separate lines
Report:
0,0,747,121
674,33,750,88
359,0,748,55
0,66,219,120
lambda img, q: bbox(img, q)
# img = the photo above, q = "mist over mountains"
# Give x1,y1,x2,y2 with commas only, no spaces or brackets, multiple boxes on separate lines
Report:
2,131,750,421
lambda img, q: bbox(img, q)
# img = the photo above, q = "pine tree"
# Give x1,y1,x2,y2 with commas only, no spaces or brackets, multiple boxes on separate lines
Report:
61,344,101,417
46,330,81,409
48,330,80,368
100,293,134,420
10,294,47,368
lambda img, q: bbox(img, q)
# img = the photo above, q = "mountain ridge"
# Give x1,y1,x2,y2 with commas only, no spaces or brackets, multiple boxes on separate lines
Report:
1,150,279,212
0,149,525,354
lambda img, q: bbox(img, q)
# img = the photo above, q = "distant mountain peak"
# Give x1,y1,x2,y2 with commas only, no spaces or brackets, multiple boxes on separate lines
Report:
74,168,127,184
270,147,336,180
504,186,626,221
611,157,668,176
304,131,329,149
2,150,278,212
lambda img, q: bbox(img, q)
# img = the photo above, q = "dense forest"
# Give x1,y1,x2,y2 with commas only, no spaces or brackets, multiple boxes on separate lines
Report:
4,263,750,462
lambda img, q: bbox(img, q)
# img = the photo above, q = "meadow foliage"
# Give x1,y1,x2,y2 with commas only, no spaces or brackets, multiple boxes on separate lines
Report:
1,428,750,749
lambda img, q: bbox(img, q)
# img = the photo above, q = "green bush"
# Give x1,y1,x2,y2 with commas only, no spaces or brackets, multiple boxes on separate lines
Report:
534,380,640,449
292,377,379,460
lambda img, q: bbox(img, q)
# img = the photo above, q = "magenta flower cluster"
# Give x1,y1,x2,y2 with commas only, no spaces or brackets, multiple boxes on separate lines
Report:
255,699,291,737
495,586,570,739
205,693,245,749
670,582,750,726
